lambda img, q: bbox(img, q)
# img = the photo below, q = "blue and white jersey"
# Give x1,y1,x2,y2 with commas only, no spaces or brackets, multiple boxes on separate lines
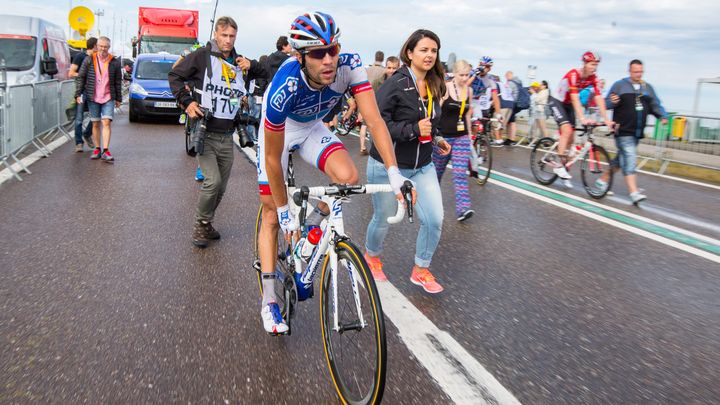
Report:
263,51,371,132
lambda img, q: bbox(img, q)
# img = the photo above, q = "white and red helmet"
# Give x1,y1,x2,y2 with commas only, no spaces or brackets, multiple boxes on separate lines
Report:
582,51,601,63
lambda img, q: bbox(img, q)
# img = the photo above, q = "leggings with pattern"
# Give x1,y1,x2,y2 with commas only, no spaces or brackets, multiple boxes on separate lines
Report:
432,135,472,216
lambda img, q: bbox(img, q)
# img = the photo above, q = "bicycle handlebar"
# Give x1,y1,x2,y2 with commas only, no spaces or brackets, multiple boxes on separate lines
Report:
292,182,414,224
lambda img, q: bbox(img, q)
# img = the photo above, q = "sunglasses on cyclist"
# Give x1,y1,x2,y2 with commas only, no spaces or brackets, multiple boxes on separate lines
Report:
303,44,340,59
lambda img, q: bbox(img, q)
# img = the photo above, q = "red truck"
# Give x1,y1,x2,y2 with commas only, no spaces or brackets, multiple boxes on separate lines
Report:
133,7,199,56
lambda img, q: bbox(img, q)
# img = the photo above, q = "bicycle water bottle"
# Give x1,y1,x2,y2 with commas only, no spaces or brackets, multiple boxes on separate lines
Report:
300,226,322,261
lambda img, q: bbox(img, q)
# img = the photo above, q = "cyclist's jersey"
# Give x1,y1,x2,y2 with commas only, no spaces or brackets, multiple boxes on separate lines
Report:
470,75,497,114
556,68,599,105
263,51,372,132
257,52,371,195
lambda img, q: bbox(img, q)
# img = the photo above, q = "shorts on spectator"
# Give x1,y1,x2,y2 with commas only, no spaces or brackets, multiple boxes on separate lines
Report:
88,100,115,122
611,135,639,176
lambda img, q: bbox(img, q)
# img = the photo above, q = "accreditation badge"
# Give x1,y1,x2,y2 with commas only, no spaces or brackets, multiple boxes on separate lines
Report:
457,120,466,132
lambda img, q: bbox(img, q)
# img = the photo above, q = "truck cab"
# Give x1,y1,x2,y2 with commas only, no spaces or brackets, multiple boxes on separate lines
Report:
128,52,181,122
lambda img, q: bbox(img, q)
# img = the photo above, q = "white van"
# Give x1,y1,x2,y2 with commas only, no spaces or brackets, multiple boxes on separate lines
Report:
0,15,70,85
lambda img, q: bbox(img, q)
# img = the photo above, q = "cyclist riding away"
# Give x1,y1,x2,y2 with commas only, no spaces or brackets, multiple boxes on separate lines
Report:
257,12,413,334
547,51,614,179
469,56,503,144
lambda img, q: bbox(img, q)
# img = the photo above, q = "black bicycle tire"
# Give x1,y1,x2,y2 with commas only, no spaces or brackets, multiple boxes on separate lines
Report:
475,134,493,185
530,137,559,185
320,240,386,405
581,144,613,199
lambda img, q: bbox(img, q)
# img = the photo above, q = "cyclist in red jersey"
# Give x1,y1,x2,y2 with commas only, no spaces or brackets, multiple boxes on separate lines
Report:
546,51,614,179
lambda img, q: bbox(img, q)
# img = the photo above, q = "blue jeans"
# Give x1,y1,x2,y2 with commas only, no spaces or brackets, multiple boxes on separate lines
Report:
612,136,639,175
246,96,262,143
365,157,444,268
74,102,92,145
88,100,115,121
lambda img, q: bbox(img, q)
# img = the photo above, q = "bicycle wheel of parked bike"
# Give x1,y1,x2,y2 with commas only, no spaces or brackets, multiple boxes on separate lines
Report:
254,206,297,327
530,137,559,185
580,144,613,199
320,240,386,405
474,134,493,185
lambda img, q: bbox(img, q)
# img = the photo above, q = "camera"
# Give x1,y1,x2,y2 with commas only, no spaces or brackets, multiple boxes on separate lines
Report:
188,107,212,156
234,109,259,148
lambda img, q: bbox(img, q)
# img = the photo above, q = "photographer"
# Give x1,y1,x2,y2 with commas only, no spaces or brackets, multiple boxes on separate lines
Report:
169,16,268,248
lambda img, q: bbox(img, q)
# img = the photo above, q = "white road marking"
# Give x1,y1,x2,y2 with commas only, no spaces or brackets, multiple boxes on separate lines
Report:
377,282,522,405
0,136,69,185
606,195,720,235
514,143,720,190
487,169,720,264
236,137,522,404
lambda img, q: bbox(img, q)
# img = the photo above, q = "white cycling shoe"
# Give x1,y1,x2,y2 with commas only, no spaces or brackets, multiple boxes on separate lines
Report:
262,302,289,335
553,165,572,180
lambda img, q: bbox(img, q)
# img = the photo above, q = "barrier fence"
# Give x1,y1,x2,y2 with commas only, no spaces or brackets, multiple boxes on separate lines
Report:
0,79,75,181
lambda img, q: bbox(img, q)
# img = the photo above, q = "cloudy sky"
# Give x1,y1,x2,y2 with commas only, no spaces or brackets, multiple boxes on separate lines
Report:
4,0,720,114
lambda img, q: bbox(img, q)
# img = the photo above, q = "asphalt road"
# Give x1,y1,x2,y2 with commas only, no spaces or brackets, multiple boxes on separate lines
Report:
1,111,718,404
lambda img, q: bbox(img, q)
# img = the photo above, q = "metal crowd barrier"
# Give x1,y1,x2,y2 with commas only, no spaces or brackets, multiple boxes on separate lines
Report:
0,79,76,181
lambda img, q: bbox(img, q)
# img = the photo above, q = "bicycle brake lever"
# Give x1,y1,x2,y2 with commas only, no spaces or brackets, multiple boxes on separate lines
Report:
401,180,414,223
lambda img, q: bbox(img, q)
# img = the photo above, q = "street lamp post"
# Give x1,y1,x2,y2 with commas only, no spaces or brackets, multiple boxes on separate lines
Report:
527,65,538,84
94,9,104,36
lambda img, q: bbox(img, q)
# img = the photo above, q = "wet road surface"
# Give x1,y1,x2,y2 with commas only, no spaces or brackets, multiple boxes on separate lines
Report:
1,112,719,404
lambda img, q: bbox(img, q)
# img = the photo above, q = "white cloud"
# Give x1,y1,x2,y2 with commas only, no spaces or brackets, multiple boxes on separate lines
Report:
3,0,719,113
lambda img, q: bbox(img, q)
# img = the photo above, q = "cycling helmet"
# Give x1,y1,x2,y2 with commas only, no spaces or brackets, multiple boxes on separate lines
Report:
288,12,340,50
479,56,494,66
582,51,601,63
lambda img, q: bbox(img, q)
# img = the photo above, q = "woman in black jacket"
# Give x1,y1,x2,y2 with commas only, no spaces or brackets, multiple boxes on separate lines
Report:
364,29,451,294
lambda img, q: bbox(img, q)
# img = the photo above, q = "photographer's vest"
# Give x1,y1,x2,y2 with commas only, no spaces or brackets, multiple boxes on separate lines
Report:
201,56,247,120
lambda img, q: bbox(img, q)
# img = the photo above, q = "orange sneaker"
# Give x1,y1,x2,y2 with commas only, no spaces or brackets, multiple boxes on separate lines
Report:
410,266,444,293
364,253,387,282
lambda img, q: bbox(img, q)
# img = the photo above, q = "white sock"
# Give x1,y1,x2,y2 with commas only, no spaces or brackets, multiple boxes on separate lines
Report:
261,273,276,306
307,206,329,227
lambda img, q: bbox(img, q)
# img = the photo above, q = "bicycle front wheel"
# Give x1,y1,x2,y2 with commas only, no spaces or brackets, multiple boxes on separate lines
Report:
530,137,559,185
474,134,493,185
320,240,386,405
581,144,613,199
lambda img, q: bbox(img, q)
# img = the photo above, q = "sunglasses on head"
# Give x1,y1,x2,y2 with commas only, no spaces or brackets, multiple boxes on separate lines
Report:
303,44,340,59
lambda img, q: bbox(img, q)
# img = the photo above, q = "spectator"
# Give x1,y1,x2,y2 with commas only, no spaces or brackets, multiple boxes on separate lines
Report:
68,37,97,152
528,81,549,139
501,70,521,145
359,56,400,155
266,36,291,79
365,29,451,293
603,59,667,205
433,59,475,221
75,36,122,162
365,50,385,85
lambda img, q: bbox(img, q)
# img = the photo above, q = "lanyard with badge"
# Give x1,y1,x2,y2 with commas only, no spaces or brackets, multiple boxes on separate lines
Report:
633,79,644,112
219,57,239,109
453,81,467,132
408,67,433,143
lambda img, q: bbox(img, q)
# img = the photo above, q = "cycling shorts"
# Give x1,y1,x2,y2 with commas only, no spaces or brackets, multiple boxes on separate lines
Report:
257,119,346,195
547,97,576,129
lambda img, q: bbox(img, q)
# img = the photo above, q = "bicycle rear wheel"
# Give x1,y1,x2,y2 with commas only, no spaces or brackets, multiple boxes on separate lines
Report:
254,206,296,327
320,240,386,405
530,137,559,185
474,134,493,185
581,144,613,199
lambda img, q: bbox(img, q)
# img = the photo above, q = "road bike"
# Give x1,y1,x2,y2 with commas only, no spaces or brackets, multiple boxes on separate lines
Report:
469,117,495,185
253,151,413,404
530,123,613,199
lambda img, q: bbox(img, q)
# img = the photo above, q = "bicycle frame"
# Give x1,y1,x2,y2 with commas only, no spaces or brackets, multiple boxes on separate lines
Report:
539,129,604,169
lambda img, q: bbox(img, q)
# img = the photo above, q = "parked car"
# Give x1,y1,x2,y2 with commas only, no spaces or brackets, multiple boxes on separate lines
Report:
128,52,181,122
0,15,70,85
